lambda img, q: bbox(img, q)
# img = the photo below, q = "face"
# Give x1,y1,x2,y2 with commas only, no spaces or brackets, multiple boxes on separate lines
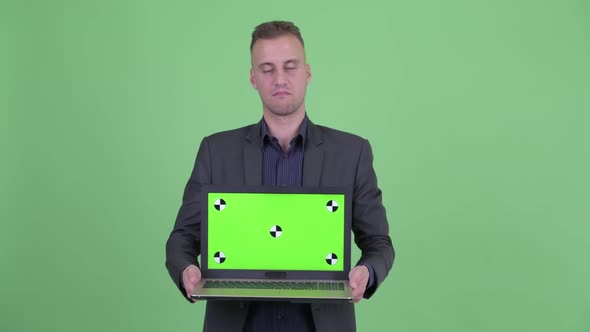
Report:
250,34,311,117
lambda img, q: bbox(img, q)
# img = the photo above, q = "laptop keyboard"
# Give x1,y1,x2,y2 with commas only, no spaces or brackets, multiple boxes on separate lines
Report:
203,280,345,291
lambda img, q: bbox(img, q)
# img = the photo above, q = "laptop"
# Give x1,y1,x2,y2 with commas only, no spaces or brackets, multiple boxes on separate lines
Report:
191,185,353,302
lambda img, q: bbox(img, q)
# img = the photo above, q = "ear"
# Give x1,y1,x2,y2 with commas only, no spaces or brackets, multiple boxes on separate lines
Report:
250,68,258,90
305,63,312,84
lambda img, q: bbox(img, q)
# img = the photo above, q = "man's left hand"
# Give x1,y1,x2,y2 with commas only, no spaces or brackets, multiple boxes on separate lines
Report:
348,265,369,303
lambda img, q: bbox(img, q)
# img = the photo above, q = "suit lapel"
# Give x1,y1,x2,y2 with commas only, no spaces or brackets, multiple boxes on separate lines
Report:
303,120,324,187
243,117,324,186
243,123,263,185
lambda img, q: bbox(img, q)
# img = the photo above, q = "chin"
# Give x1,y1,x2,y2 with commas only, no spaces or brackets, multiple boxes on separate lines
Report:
269,110,296,117
267,106,301,117
264,103,296,116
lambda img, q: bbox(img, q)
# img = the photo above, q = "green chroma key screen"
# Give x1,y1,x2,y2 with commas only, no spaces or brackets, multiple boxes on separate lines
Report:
207,192,345,271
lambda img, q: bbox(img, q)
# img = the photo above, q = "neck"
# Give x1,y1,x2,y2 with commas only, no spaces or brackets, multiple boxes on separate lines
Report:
263,109,305,152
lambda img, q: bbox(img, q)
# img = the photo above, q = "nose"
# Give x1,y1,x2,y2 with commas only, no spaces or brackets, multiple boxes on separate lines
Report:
274,68,288,86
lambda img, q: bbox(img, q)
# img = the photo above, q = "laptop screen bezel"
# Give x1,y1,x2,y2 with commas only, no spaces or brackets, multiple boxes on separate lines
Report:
200,185,352,280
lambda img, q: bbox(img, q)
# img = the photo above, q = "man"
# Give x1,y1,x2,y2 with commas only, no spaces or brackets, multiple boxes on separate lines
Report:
166,21,394,332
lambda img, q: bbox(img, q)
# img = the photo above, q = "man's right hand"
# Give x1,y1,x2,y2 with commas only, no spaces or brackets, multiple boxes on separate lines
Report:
182,264,201,302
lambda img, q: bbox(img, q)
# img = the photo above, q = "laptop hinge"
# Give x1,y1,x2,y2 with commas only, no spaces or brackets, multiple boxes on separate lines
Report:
265,271,287,279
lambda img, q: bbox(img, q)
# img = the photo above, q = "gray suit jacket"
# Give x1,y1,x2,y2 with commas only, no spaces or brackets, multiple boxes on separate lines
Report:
166,119,395,332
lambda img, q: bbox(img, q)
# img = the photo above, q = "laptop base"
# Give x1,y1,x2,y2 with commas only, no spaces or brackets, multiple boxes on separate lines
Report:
191,278,353,302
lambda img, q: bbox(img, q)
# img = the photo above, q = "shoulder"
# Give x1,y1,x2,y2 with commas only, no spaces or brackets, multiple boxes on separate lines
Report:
316,124,365,140
312,123,368,149
203,123,257,145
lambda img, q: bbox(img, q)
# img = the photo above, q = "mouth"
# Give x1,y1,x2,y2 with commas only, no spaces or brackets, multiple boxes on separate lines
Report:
272,91,291,96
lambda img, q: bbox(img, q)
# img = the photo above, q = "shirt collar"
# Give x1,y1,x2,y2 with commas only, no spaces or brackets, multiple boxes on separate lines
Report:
260,114,308,147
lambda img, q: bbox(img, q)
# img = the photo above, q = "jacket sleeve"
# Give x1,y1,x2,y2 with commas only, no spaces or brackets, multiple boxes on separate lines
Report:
352,139,395,299
165,137,212,302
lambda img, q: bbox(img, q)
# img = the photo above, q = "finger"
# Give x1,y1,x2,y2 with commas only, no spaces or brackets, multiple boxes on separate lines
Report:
350,282,366,303
185,284,199,301
355,276,368,289
349,294,362,304
187,274,201,287
354,287,365,302
349,275,361,289
348,267,365,288
184,279,195,294
349,273,368,289
186,292,197,303
352,287,362,298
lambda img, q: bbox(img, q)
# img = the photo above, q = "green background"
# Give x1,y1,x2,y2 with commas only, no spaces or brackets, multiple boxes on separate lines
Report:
207,193,344,271
1,0,589,331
